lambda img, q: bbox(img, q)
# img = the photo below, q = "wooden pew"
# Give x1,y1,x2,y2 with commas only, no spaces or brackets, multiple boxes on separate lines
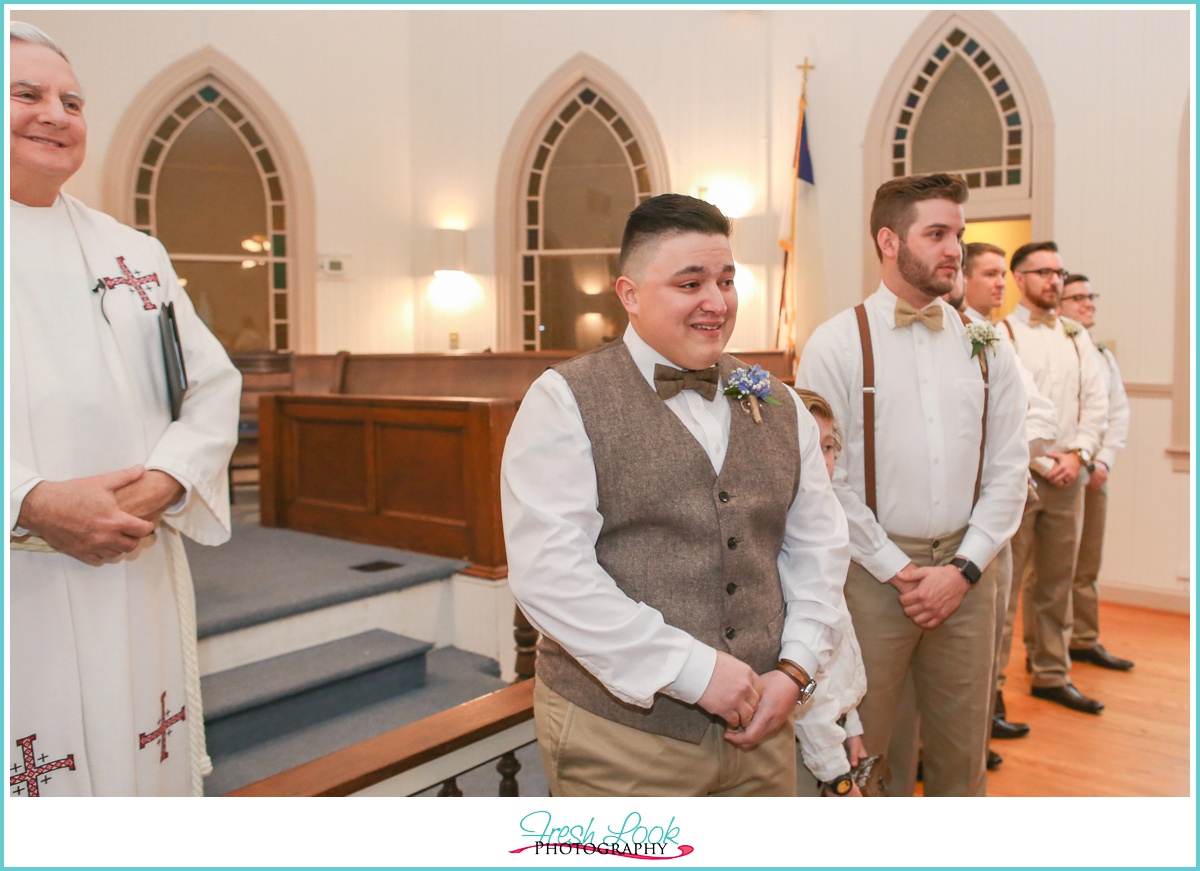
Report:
259,393,516,578
254,347,794,575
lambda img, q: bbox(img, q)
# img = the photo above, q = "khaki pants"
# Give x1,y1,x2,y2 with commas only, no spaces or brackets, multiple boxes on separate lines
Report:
999,474,1085,689
534,680,797,797
845,528,998,797
1071,482,1107,650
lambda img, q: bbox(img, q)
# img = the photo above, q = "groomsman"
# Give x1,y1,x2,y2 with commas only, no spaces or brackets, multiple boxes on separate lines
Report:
1056,274,1134,670
962,242,1008,322
799,173,1029,796
999,243,1108,714
962,241,1057,743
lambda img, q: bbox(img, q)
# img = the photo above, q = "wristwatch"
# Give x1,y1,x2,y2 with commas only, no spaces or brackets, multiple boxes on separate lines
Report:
1070,447,1093,467
776,659,818,705
950,556,981,585
823,773,853,796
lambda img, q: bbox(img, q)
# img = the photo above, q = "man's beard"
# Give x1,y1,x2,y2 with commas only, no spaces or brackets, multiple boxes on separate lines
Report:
898,240,955,299
1029,288,1059,311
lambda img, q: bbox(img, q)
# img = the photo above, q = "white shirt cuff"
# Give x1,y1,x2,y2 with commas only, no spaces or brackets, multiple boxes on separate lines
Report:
10,477,44,535
148,468,193,516
859,541,911,583
661,640,716,705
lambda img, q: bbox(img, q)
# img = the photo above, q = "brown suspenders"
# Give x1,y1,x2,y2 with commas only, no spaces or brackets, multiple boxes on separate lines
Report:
970,312,990,507
853,305,879,516
854,303,989,518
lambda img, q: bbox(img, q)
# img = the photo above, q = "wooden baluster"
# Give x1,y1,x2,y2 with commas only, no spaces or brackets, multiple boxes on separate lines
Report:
438,777,463,797
497,750,521,796
514,605,538,682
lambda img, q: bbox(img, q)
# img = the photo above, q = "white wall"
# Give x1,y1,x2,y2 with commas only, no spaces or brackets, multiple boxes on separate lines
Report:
17,7,1192,603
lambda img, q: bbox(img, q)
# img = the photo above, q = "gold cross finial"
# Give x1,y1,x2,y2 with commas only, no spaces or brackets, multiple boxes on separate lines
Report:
797,57,815,101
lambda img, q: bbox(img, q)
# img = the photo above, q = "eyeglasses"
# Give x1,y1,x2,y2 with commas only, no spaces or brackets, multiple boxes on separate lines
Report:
1018,268,1070,281
1060,292,1100,303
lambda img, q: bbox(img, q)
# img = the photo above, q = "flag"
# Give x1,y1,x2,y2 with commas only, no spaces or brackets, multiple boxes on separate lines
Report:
777,88,828,367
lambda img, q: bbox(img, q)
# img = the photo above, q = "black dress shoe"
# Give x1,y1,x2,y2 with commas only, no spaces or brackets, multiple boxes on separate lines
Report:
1070,644,1134,671
992,715,1031,739
1031,683,1104,714
987,749,1003,771
992,691,1030,739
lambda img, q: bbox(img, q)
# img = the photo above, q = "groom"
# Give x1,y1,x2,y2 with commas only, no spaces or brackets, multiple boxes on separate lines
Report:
501,193,849,796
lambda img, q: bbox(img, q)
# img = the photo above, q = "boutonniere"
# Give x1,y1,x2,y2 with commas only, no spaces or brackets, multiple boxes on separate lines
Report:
1062,318,1081,338
723,365,781,424
964,321,999,360
1095,339,1109,354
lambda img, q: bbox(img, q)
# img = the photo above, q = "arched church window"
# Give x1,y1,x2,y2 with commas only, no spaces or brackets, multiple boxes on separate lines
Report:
891,26,1029,198
520,86,652,351
131,79,290,353
864,12,1052,303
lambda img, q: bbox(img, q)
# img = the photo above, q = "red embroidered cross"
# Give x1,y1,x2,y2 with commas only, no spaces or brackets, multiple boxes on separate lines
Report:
102,256,160,310
139,692,186,763
9,734,75,797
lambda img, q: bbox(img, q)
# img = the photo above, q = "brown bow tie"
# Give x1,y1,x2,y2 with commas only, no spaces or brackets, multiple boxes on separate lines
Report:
654,364,720,402
894,299,944,331
1029,309,1058,328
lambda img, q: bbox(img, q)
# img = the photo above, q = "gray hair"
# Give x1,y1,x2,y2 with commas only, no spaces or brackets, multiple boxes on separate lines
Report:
10,21,69,62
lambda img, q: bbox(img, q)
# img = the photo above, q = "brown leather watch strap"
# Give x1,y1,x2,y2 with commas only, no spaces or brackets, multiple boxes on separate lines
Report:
776,658,814,690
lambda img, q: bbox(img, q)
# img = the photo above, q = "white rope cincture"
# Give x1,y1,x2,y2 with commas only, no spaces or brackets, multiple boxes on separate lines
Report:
164,529,212,796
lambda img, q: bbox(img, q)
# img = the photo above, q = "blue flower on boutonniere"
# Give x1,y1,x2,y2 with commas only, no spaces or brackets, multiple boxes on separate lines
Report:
1062,317,1081,338
723,365,781,424
964,321,999,360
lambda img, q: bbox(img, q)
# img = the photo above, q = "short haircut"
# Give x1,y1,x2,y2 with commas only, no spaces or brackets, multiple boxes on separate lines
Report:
794,388,842,453
619,194,731,275
964,241,1006,276
869,172,969,260
1010,241,1058,273
9,21,69,61
1063,273,1089,287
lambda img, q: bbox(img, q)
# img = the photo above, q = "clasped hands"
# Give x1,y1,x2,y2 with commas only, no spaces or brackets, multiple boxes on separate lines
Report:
888,561,969,629
1042,450,1084,489
695,650,800,749
16,465,185,566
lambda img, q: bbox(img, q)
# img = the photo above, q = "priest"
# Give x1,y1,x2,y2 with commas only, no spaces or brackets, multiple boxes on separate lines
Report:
8,22,241,796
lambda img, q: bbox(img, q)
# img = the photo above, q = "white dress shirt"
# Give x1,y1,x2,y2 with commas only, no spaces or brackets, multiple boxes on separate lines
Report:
797,284,1030,582
793,607,866,781
966,306,1058,457
1093,342,1130,471
1003,307,1108,457
501,325,850,709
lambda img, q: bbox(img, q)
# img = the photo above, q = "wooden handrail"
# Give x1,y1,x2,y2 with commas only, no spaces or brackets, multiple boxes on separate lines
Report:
225,679,534,797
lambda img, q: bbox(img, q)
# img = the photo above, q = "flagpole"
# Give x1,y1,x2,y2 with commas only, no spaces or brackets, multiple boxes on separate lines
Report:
776,58,814,362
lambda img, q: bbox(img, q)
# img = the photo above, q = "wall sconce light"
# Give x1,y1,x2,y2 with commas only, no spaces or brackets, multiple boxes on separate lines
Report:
734,261,756,299
429,227,480,314
697,178,754,219
434,227,467,276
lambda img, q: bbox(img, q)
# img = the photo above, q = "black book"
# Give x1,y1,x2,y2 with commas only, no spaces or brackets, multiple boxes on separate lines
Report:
159,301,188,421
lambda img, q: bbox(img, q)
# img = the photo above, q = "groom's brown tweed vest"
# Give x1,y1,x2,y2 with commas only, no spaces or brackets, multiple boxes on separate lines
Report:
537,339,802,743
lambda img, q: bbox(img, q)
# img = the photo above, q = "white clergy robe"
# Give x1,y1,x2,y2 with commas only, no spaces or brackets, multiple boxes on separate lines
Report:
8,194,241,796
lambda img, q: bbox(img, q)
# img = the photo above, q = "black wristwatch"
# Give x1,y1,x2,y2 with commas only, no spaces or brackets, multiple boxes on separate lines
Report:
823,773,853,796
950,556,981,585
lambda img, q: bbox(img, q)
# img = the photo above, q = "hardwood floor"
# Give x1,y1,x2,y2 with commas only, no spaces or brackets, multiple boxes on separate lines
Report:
984,601,1191,797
